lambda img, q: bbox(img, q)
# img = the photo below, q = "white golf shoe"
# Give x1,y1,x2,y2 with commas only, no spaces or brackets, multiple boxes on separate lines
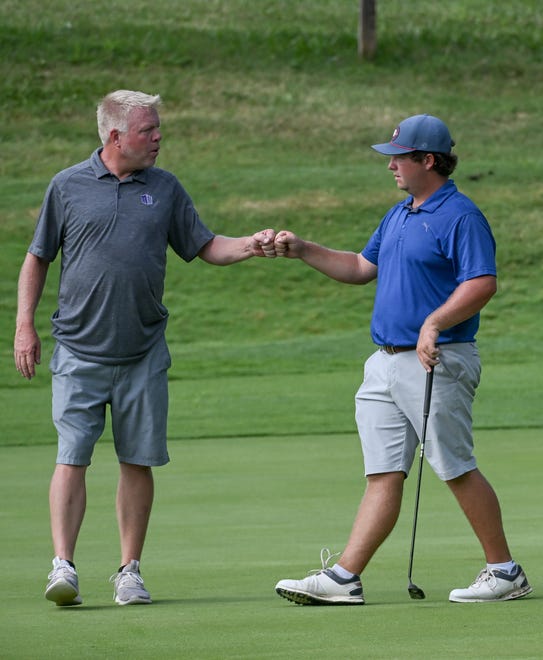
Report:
275,548,364,605
110,560,152,605
45,557,82,606
449,565,532,603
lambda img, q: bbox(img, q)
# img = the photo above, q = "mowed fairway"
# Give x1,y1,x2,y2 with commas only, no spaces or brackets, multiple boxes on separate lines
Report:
0,426,541,659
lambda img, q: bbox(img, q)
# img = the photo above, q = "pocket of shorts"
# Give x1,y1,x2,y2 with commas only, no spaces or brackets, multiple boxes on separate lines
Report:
49,343,79,376
147,337,172,375
437,344,480,387
49,342,63,374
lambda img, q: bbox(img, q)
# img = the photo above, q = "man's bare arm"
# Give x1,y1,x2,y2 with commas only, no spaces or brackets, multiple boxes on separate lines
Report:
14,253,50,379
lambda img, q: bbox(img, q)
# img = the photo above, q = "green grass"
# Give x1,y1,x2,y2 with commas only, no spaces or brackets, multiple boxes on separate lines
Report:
0,2,542,657
0,430,541,659
1,0,543,373
1,362,541,450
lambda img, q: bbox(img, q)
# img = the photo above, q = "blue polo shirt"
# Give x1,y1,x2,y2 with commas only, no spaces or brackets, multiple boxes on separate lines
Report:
29,149,215,364
361,180,496,346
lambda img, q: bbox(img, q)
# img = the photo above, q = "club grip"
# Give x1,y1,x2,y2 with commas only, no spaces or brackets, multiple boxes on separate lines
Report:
423,367,434,417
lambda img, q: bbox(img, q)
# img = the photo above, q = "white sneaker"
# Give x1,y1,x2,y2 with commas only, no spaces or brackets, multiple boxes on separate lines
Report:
45,557,82,606
449,565,532,603
110,560,152,605
275,549,364,605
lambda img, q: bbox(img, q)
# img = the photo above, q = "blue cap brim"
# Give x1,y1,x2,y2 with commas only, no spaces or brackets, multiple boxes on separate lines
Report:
371,143,417,155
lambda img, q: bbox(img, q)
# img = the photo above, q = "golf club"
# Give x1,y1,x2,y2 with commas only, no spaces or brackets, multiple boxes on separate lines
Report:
407,365,434,600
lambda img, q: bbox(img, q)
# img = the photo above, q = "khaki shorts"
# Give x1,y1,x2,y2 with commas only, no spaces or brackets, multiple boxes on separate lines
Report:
50,339,171,467
355,343,480,481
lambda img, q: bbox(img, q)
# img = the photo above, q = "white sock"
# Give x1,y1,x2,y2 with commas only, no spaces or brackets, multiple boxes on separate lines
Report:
487,560,517,575
332,563,357,579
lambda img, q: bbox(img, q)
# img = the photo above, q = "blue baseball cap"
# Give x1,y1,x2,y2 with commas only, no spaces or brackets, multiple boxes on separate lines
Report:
371,114,455,155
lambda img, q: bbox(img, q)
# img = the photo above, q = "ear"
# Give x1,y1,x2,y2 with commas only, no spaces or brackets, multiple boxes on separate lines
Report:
109,128,121,147
424,153,435,170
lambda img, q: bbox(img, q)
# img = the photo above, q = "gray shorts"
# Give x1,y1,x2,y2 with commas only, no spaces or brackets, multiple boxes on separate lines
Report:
50,339,171,467
354,343,480,481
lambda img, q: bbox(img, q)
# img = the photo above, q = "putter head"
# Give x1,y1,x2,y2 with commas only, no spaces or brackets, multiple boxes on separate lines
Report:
408,582,426,600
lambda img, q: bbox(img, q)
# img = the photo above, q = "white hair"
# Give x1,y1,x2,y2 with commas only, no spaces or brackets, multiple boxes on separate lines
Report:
96,90,162,144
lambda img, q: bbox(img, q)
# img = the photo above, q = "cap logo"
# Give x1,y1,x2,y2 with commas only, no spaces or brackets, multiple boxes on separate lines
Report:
391,127,400,142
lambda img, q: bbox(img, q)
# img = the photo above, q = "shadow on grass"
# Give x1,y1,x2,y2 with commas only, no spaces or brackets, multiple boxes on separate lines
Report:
150,595,274,606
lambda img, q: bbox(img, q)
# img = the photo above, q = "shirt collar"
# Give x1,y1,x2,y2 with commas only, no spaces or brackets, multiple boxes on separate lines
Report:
402,179,458,213
90,148,148,183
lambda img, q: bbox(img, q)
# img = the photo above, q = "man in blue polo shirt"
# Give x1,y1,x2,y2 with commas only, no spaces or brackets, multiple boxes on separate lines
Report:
14,90,277,607
272,114,532,604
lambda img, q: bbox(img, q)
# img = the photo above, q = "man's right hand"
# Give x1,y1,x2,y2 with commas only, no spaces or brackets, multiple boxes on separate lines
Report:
14,325,41,380
274,230,305,258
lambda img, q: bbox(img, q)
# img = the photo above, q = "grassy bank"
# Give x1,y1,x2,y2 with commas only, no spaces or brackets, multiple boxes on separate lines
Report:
1,0,542,410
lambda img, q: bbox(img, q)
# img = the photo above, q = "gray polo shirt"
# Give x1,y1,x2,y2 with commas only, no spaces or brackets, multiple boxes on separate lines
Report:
29,148,215,364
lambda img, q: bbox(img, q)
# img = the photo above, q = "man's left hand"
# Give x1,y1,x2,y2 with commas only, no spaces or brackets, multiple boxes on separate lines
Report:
417,321,441,372
251,229,277,257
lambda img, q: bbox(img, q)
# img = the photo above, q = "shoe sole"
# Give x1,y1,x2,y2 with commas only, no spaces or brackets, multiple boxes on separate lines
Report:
276,587,364,606
45,580,82,606
449,584,533,603
115,596,152,605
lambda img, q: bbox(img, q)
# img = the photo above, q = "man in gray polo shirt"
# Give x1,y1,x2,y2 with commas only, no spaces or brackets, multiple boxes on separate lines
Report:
14,90,277,606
